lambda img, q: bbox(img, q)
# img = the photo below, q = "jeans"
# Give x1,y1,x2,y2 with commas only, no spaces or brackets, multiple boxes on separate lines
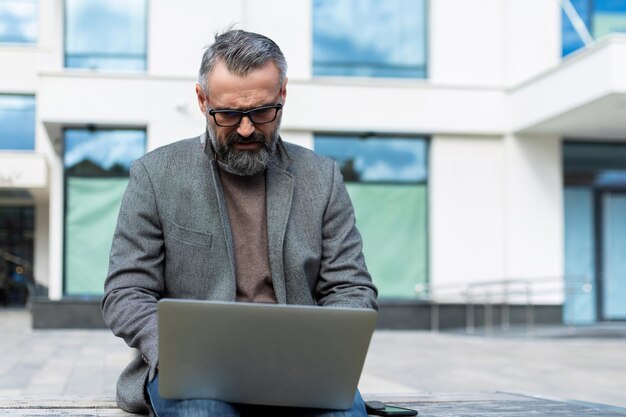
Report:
147,374,368,417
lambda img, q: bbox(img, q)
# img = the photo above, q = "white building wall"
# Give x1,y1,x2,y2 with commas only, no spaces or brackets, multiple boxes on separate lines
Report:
502,0,561,86
148,1,243,77
429,0,505,86
503,134,564,303
430,135,506,298
245,0,313,80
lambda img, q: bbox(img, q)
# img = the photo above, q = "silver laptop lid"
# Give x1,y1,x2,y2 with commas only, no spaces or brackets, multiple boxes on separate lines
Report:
157,299,377,410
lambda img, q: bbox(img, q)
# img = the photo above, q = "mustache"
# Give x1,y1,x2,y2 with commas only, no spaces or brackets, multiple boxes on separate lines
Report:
225,131,267,147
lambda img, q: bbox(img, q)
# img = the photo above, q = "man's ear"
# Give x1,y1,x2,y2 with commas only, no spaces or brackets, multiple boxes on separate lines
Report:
195,83,208,114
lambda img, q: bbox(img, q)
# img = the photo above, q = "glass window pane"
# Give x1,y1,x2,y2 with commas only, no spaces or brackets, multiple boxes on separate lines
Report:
64,129,146,176
562,0,626,56
593,0,626,38
315,134,429,299
0,0,37,44
313,0,427,78
563,187,596,324
315,135,427,183
0,94,35,150
347,183,428,298
64,177,129,295
601,192,626,319
65,0,147,71
63,128,146,296
562,0,592,56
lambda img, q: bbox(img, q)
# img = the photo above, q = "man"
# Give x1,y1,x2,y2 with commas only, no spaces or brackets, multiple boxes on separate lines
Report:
102,29,378,417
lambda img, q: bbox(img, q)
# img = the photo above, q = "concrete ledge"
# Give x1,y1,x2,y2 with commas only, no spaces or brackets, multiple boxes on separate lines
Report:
376,300,562,330
0,396,132,416
31,297,106,329
31,297,563,330
1,393,625,416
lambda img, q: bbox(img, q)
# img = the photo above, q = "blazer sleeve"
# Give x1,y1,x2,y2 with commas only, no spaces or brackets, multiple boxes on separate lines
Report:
315,161,378,310
102,160,164,377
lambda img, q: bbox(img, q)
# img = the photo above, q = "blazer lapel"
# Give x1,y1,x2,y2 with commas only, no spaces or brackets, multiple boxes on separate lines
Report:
266,148,294,304
203,134,237,300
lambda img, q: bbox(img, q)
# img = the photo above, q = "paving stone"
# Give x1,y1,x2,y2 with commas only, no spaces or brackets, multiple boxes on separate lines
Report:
2,309,626,414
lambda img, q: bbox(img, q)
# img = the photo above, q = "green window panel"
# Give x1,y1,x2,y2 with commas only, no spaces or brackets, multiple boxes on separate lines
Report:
347,183,427,298
315,134,429,299
64,178,128,295
63,128,145,296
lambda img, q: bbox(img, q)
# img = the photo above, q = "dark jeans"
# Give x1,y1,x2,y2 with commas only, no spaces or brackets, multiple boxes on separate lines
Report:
147,374,368,417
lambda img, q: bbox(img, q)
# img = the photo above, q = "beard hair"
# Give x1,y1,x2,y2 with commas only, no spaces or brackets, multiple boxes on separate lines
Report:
206,114,280,176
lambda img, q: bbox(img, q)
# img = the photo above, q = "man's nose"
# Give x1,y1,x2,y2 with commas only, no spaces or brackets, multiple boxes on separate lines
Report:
236,116,255,137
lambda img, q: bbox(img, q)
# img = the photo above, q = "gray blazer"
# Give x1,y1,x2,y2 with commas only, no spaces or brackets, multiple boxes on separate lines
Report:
102,134,378,414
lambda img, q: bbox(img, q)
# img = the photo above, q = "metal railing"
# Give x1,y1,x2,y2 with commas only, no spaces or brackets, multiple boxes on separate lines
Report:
416,276,593,336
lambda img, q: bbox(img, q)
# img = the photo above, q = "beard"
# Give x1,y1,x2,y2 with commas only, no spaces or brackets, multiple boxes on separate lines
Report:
206,115,280,176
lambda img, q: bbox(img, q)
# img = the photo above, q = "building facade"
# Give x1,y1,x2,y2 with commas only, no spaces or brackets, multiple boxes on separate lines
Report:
1,0,625,324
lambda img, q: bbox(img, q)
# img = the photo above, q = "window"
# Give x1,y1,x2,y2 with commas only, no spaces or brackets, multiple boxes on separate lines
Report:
64,0,147,71
562,0,626,56
315,134,428,298
0,0,37,44
0,95,35,151
563,142,626,323
63,128,146,295
313,0,427,78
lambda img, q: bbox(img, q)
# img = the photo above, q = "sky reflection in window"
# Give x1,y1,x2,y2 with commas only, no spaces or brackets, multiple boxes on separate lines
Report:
313,0,426,78
0,0,37,44
562,0,626,56
0,95,35,150
315,135,428,183
65,0,147,71
64,129,146,176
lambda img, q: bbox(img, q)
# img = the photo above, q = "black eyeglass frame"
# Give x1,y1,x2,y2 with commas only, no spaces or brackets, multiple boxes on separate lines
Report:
208,103,283,127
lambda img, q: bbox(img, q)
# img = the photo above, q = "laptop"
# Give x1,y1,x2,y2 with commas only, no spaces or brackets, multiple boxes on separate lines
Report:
157,299,377,410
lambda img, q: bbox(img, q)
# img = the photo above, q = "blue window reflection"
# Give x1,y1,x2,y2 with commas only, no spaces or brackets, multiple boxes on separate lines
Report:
0,95,35,150
65,0,147,71
594,0,626,37
562,0,626,56
0,0,37,44
315,135,428,183
313,0,427,78
562,0,592,56
64,129,146,176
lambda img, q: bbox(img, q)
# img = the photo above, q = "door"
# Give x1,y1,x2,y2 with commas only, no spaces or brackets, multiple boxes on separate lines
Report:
600,191,626,320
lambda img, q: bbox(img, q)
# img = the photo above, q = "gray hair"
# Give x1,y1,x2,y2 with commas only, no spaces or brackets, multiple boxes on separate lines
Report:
198,29,288,93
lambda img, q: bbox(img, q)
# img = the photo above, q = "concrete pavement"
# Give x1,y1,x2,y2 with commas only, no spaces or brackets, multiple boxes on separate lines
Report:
1,308,625,410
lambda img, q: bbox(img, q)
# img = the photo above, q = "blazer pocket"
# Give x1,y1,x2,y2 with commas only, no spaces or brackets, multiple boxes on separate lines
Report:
170,223,212,248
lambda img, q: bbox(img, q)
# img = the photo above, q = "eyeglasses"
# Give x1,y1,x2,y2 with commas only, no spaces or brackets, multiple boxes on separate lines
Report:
208,104,283,127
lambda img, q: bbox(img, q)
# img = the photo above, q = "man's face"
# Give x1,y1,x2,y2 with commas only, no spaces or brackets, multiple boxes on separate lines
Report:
195,61,287,176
